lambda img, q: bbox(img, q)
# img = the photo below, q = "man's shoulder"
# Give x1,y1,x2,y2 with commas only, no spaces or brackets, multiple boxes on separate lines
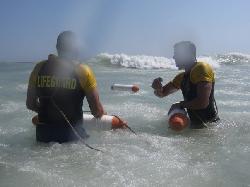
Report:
77,63,92,70
75,64,97,92
190,61,215,83
75,64,94,76
175,71,185,79
31,60,47,75
34,60,47,70
171,71,185,89
191,61,214,76
193,61,213,72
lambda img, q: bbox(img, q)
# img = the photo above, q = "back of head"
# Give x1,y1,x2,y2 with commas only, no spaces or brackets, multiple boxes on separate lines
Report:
56,31,79,60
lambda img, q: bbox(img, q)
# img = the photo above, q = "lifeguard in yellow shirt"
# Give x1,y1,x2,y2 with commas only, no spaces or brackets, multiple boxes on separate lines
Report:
152,41,219,128
26,31,106,142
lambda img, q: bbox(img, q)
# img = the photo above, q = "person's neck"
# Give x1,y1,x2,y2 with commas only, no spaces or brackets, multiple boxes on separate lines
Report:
184,61,197,73
58,52,79,61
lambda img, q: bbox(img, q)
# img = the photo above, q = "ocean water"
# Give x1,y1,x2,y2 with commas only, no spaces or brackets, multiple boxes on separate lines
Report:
0,53,250,187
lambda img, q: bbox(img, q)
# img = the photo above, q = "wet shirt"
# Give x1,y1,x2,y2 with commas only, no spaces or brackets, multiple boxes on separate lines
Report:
171,62,215,89
28,56,97,126
28,60,97,93
171,62,218,127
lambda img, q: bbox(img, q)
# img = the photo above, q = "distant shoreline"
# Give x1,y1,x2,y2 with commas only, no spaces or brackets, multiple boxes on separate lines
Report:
0,61,34,64
15,61,34,63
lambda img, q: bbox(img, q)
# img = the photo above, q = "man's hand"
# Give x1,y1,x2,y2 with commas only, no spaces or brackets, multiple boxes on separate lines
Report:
152,77,165,98
154,89,164,98
152,77,179,98
152,77,163,90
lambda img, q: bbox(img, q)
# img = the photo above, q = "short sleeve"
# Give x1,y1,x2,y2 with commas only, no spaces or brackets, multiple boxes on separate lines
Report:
190,62,214,84
76,64,97,93
171,72,184,89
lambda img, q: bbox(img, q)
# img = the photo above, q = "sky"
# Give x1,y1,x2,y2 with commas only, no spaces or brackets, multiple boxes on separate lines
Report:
0,0,249,62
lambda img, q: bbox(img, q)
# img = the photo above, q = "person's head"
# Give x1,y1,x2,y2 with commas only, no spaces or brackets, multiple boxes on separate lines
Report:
173,41,197,70
56,31,80,60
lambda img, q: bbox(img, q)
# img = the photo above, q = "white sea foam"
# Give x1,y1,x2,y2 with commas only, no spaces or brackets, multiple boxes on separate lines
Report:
16,84,28,92
218,100,250,107
0,101,23,114
97,53,220,69
216,52,250,65
197,56,220,69
98,53,177,69
227,52,250,59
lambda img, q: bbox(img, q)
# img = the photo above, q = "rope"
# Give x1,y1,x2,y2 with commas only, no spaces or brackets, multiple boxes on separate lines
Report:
191,111,208,128
49,97,103,152
112,115,137,135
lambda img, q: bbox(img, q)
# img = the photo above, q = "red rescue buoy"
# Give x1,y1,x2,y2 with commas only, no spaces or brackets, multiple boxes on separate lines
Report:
32,114,127,130
111,84,140,93
169,113,189,131
168,105,189,131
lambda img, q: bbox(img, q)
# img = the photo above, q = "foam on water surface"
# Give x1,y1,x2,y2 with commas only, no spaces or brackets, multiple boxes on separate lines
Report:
0,53,250,187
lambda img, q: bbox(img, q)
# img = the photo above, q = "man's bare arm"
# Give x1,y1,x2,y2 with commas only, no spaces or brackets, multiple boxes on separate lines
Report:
153,81,179,98
162,82,179,96
86,88,106,118
181,81,212,110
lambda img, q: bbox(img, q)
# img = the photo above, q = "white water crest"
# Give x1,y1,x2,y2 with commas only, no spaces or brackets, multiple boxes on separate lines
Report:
97,53,177,69
216,52,250,65
96,53,221,69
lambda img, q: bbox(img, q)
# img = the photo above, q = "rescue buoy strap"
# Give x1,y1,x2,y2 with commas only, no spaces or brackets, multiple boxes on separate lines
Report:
112,115,137,135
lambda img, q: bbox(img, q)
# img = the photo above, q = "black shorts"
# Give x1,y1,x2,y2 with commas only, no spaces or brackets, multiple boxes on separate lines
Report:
36,124,88,143
189,113,220,129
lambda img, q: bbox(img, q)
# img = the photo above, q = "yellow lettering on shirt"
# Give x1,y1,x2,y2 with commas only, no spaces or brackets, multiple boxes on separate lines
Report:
36,76,77,90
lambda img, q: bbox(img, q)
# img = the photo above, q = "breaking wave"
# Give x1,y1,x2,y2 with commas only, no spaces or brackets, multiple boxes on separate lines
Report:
89,52,250,69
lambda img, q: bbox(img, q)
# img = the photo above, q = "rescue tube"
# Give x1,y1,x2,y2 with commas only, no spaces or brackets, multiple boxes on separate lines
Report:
82,114,126,130
32,114,127,130
168,105,189,131
111,84,139,93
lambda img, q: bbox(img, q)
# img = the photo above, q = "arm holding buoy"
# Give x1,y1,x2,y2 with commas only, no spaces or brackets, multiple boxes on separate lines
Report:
152,77,179,98
179,82,212,110
86,88,106,118
76,64,106,118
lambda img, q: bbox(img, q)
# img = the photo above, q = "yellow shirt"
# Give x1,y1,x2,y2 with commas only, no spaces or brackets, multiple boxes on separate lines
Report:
171,62,215,89
75,64,97,93
28,59,97,93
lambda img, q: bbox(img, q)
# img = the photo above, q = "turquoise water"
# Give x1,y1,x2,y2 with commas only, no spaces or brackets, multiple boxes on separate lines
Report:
0,53,250,187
